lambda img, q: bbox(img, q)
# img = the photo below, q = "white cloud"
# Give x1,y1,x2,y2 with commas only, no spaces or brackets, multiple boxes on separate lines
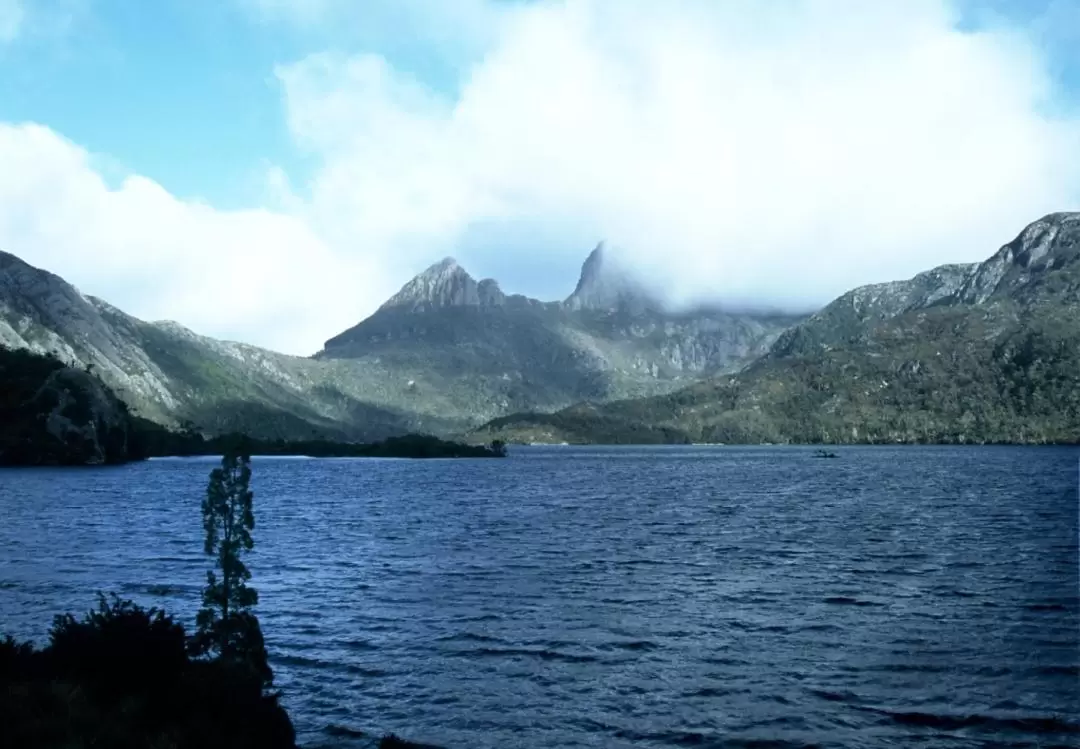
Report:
277,0,1080,309
0,0,23,43
2,0,1079,358
0,124,393,355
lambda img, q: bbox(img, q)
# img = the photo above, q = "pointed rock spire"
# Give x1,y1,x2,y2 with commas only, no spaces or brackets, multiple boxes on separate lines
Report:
564,242,652,312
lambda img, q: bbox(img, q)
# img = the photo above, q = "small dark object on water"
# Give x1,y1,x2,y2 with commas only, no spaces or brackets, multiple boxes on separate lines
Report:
815,449,839,459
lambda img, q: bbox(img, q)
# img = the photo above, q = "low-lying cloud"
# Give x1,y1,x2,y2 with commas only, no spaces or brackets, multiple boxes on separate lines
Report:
277,0,1080,310
1,0,1079,354
0,124,390,354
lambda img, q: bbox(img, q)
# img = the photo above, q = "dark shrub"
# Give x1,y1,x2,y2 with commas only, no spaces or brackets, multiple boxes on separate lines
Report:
0,634,38,678
1,596,296,749
173,659,295,749
47,594,188,695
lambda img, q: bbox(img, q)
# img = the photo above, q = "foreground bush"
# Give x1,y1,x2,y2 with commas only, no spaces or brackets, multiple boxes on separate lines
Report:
0,595,295,749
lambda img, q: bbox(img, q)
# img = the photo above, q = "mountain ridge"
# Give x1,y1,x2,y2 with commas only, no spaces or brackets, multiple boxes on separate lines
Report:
319,243,798,413
0,243,799,439
474,212,1080,445
7,212,1073,446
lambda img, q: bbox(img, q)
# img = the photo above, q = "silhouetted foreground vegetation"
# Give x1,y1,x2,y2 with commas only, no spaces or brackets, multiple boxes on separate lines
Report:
0,597,295,749
0,599,440,749
0,450,444,749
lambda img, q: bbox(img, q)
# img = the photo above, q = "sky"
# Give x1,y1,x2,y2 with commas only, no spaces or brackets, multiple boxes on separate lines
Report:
0,0,1078,355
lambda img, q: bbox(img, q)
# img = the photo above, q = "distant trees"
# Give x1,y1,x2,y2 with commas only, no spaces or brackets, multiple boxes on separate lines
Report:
191,448,272,687
127,425,510,459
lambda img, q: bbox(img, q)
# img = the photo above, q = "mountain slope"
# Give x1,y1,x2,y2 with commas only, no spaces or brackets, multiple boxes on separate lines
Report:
0,347,143,465
319,244,801,418
0,244,800,438
476,213,1080,444
0,252,451,439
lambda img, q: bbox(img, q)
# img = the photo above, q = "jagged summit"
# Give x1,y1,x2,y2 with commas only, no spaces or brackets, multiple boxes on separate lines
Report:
563,242,654,312
431,257,460,271
378,257,506,312
378,242,663,315
953,211,1080,305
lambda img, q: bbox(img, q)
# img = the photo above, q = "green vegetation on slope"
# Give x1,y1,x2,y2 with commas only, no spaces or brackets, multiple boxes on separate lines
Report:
0,347,146,465
475,213,1080,445
1,248,797,442
0,347,506,464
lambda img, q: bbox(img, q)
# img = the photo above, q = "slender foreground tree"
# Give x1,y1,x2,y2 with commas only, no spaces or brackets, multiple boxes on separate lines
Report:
193,447,272,687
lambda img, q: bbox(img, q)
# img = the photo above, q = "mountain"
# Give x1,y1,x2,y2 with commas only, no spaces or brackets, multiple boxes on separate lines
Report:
564,242,653,312
475,212,1080,445
318,243,801,419
0,244,798,438
0,252,460,440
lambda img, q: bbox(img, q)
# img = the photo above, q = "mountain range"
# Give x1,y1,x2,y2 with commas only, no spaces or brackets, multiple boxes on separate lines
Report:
0,242,798,441
2,213,1076,445
477,212,1080,444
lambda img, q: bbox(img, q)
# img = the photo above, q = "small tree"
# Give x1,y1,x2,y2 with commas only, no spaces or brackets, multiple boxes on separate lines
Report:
192,448,272,687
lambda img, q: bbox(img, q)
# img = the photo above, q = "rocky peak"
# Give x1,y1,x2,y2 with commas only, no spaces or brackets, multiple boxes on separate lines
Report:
564,243,653,312
378,257,496,312
477,278,506,307
953,212,1080,304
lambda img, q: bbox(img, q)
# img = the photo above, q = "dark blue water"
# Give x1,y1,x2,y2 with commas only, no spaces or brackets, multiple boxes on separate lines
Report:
1,446,1077,749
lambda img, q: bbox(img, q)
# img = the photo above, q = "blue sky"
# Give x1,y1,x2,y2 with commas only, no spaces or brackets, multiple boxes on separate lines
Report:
1,0,1078,353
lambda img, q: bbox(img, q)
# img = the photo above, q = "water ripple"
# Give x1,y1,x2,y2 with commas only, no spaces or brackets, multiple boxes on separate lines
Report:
1,445,1077,749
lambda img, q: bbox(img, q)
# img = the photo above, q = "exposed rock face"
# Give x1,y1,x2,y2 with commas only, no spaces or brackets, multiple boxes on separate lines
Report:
477,278,506,307
1,242,802,440
321,244,802,418
478,212,1080,445
772,211,1080,359
0,251,455,440
0,252,180,417
378,258,508,312
563,243,651,312
954,212,1080,305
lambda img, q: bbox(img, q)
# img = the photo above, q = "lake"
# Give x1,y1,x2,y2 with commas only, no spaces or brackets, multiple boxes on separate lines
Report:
1,446,1077,748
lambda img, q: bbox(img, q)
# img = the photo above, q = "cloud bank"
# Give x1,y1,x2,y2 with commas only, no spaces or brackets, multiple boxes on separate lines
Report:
0,124,391,354
2,0,1079,353
276,0,1080,309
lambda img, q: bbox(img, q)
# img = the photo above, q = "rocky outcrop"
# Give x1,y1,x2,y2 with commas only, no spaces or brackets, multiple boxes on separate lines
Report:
1,242,802,441
0,252,453,440
563,243,653,313
376,258,514,312
0,252,181,420
377,257,508,312
477,212,1080,445
771,212,1080,359
320,245,802,419
477,278,506,307
954,212,1080,305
